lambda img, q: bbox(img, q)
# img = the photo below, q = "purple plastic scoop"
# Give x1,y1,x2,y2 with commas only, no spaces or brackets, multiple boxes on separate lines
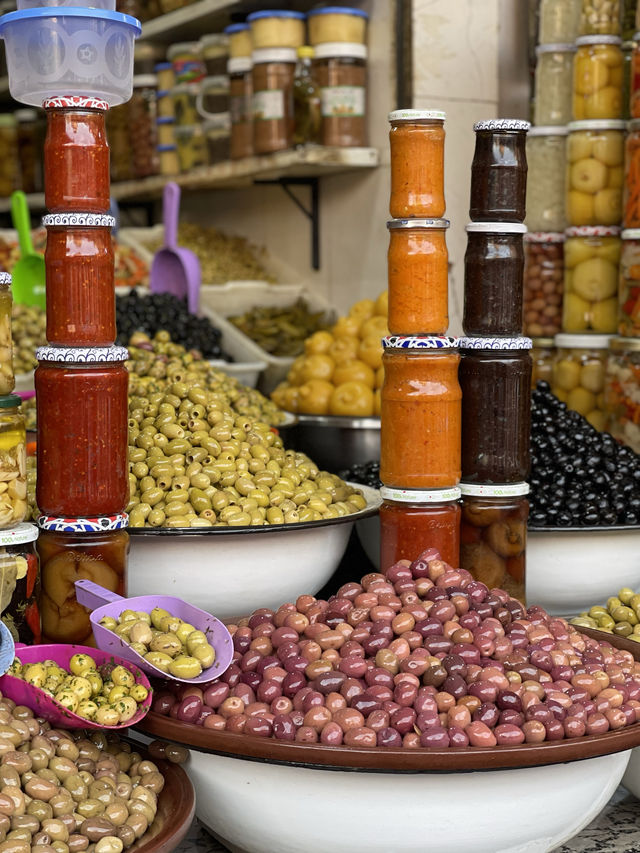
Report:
149,182,201,314
75,579,233,684
0,643,152,730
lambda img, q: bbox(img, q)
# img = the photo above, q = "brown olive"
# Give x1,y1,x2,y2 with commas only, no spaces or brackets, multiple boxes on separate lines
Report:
75,759,96,777
139,771,164,794
55,742,79,763
127,801,154,825
40,820,68,843
124,813,147,840
27,801,52,822
0,769,19,790
32,832,52,847
162,744,188,765
115,825,134,848
37,769,59,785
67,835,89,853
25,777,59,802
1,790,23,818
31,738,54,761
8,723,29,744
48,794,73,818
75,801,104,820
58,815,76,836
51,842,69,853
0,840,29,852
79,818,116,843
10,815,38,834
49,759,77,782
0,815,9,836
0,796,14,818
32,846,57,853
5,829,30,842
63,774,87,803
29,750,49,772
76,744,99,764
10,709,31,724
103,804,127,829
1,755,30,776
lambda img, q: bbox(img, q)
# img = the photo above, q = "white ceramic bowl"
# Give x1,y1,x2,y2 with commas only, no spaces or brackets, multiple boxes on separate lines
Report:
527,526,640,617
623,746,640,799
127,484,380,621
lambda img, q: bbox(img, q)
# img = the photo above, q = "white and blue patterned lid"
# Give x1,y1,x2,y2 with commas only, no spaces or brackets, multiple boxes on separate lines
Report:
383,335,459,349
458,337,532,350
474,119,530,131
37,513,129,532
37,345,129,363
42,214,115,228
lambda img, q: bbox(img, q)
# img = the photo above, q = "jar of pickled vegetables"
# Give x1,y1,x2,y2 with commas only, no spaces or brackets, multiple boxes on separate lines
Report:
460,482,529,606
469,119,530,222
0,273,13,396
631,39,640,117
37,514,129,646
563,225,621,332
534,45,576,126
0,395,26,531
524,233,564,337
619,228,640,334
539,0,581,43
566,120,625,225
572,36,624,119
579,0,622,34
552,332,612,429
531,338,557,387
624,119,640,227
526,127,567,232
388,109,445,219
0,523,40,645
380,336,461,490
605,336,640,450
0,115,18,198
623,0,638,38
106,104,133,183
379,486,461,571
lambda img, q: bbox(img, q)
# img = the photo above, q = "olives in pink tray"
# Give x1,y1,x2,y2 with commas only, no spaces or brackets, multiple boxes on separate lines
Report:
152,547,640,749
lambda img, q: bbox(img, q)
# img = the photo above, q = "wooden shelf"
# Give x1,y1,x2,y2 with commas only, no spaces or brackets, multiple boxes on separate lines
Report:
139,0,241,42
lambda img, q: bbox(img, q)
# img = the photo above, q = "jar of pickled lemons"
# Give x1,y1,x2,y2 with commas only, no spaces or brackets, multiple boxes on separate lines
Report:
572,36,624,119
563,225,621,332
566,120,625,226
579,0,622,35
552,332,612,429
531,338,557,388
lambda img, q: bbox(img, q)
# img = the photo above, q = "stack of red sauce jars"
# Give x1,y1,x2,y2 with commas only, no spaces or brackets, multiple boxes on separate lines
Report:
34,96,130,645
458,118,533,605
380,110,461,570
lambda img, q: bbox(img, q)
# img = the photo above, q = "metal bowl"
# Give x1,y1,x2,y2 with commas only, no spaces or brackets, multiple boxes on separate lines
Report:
278,414,380,473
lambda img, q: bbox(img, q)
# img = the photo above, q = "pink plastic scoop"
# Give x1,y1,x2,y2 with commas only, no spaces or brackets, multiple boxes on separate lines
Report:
0,643,152,730
75,579,233,684
149,182,201,314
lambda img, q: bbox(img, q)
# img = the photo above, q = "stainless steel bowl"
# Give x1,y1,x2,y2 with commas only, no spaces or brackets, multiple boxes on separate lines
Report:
278,415,380,473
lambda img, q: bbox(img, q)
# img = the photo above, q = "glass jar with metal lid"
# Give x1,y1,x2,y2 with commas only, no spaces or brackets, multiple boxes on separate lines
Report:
314,42,367,147
526,127,568,232
531,337,557,388
252,48,297,154
563,225,620,333
619,228,640,335
225,23,252,59
566,120,625,225
379,486,461,571
0,522,40,645
624,119,640,227
540,0,581,42
460,482,529,606
572,36,624,119
229,57,253,159
534,44,576,125
605,336,640,450
388,109,445,219
524,233,564,337
469,119,530,222
0,395,26,531
552,332,611,429
0,115,18,197
0,273,14,396
579,0,622,34
200,33,228,77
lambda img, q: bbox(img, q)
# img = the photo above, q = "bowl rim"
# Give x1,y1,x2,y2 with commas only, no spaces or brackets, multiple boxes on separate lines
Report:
529,524,640,534
128,482,381,536
136,627,640,773
294,414,381,429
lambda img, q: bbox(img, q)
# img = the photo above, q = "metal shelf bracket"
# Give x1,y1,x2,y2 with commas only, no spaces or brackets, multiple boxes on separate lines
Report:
255,176,320,270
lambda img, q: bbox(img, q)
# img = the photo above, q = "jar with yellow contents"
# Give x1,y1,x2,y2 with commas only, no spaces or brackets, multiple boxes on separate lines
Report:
531,338,557,388
552,332,612,429
572,36,624,120
605,336,640,451
563,225,621,332
579,0,622,35
0,396,26,530
566,120,625,226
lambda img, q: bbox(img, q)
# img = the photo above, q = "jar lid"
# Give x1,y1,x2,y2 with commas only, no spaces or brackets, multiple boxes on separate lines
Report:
157,144,178,151
224,23,250,34
0,6,141,30
0,395,22,409
554,333,612,349
382,335,458,349
42,214,116,228
203,113,231,131
565,225,621,237
42,95,109,111
466,222,527,233
37,514,129,532
473,118,530,131
154,62,173,71
0,273,11,285
388,108,446,123
527,125,569,137
629,119,640,132
380,486,461,503
156,116,175,125
167,41,201,56
201,74,230,91
610,336,640,351
36,345,129,363
0,523,38,546
458,337,533,350
314,42,368,60
247,9,305,20
387,218,450,230
460,483,530,497
575,34,622,45
132,74,157,87
567,119,626,131
13,109,38,121
307,6,368,18
531,336,555,346
535,42,577,53
252,48,298,64
200,33,228,47
622,229,640,239
227,57,252,74
524,231,565,243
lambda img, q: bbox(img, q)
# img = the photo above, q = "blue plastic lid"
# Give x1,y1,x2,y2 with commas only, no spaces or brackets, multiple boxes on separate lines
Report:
154,62,173,71
224,22,250,33
247,9,305,21
0,6,141,34
157,90,170,98
307,5,368,17
157,144,177,151
156,117,175,124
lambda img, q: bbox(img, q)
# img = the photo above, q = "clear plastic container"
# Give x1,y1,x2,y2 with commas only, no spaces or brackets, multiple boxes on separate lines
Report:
563,225,620,332
605,336,640,450
225,23,252,59
247,10,306,50
552,332,612,429
539,0,581,43
566,120,625,226
0,116,19,198
0,395,26,530
572,36,624,119
534,44,576,126
579,0,622,34
0,523,40,646
619,228,640,335
524,233,564,337
307,6,368,45
531,337,557,388
526,127,567,232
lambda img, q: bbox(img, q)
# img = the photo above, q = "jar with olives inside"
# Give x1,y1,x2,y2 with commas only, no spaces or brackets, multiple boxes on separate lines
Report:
579,0,622,34
523,233,564,337
566,120,625,226
619,228,640,335
0,273,13,395
469,119,530,222
552,332,612,430
531,338,557,388
563,225,620,333
0,395,26,530
0,522,40,644
526,128,567,232
460,482,529,606
572,36,624,119
37,514,129,646
624,120,640,227
604,336,640,451
534,45,576,126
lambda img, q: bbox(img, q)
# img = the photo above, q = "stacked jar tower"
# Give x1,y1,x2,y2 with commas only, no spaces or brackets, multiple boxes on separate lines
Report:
458,119,533,606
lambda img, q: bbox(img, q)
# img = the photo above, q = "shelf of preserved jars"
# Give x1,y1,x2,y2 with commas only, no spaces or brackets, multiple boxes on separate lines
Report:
138,0,243,42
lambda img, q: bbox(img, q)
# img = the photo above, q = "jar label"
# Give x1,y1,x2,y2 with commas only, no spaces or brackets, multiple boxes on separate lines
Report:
173,58,206,84
253,90,285,121
320,86,365,118
231,94,251,125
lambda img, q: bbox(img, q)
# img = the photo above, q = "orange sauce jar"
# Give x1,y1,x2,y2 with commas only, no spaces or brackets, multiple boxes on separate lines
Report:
388,109,445,219
380,336,461,489
387,217,450,336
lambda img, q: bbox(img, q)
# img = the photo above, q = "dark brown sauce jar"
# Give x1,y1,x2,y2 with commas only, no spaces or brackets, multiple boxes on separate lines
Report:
458,337,533,484
469,118,530,222
463,222,526,336
252,47,296,154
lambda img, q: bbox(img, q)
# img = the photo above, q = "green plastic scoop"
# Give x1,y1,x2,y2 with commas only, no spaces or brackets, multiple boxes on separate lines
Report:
10,191,45,309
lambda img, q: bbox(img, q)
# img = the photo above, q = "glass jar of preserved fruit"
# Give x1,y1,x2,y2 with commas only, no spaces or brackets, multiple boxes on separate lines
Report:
524,233,564,337
623,0,637,38
563,225,621,332
106,104,133,184
579,0,622,34
619,228,640,334
463,222,526,337
526,127,568,232
225,23,252,59
625,119,640,227
387,218,449,336
470,118,530,223
168,41,206,85
531,338,557,387
37,514,129,646
379,486,461,571
388,109,445,219
552,332,612,429
129,75,159,179
572,36,624,119
35,347,129,518
605,336,640,450
380,336,461,490
566,120,625,226
228,58,253,160
460,483,529,606
15,109,43,194
314,42,367,147
252,48,297,154
43,214,116,347
0,523,40,645
0,115,19,198
539,0,581,43
0,395,26,530
534,44,576,126
0,273,13,396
